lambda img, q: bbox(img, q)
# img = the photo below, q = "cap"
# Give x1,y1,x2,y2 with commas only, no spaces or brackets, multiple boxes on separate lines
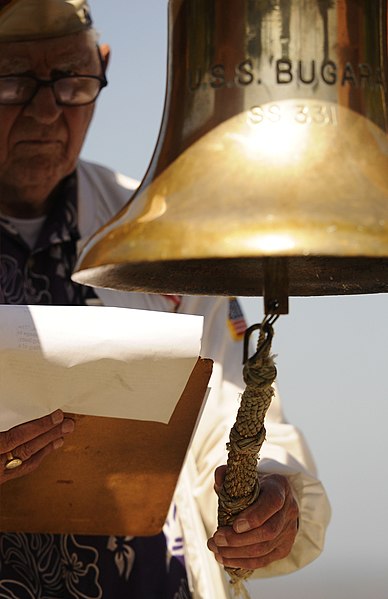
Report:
0,0,93,42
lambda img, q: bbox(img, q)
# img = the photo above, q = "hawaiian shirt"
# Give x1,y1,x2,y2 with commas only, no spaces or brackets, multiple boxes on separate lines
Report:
0,173,191,599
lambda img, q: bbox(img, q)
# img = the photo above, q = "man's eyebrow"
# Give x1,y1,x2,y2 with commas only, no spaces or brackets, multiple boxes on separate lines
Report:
0,57,31,73
54,51,95,72
55,59,90,71
0,48,96,75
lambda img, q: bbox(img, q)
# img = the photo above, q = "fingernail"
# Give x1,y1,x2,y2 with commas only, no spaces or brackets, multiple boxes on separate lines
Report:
61,419,75,434
235,519,249,533
53,438,64,450
214,532,228,546
52,409,64,425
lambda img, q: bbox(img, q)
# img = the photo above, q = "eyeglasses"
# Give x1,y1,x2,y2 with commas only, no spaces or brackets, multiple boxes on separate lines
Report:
0,49,108,107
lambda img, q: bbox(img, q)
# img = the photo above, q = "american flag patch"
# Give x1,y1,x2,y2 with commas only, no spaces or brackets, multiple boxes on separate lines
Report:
162,295,182,310
227,297,247,341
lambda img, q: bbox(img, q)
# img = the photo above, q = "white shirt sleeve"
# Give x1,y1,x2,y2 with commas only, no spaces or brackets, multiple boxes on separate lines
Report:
180,295,331,578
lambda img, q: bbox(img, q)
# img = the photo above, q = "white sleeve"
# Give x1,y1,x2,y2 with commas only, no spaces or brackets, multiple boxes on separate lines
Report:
93,290,331,578
181,295,331,578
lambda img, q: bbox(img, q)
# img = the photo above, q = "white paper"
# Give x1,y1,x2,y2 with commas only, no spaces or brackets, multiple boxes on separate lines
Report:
0,305,203,431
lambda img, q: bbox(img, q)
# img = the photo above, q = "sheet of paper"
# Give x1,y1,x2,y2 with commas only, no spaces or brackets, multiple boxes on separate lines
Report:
0,305,203,431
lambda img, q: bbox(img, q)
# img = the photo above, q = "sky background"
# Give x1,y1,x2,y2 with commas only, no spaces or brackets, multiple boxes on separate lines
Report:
82,2,388,597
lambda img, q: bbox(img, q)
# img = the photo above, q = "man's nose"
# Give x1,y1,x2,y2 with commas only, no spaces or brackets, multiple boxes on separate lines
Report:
22,85,62,124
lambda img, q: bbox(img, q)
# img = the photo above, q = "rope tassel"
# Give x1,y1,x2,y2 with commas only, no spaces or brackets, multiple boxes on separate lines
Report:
217,318,278,597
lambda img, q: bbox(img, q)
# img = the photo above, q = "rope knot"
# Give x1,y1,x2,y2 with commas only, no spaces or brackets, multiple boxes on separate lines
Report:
227,425,266,455
243,356,277,388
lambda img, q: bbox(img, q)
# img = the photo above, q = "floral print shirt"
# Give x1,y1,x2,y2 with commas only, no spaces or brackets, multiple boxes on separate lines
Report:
0,173,191,599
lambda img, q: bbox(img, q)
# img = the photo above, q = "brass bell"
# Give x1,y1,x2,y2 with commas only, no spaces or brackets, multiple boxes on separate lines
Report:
73,0,388,314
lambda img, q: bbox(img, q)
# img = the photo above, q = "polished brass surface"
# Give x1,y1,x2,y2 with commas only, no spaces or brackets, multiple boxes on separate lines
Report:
73,0,388,300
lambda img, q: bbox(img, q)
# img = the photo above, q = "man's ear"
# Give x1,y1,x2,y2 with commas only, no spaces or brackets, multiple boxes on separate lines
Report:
99,43,111,71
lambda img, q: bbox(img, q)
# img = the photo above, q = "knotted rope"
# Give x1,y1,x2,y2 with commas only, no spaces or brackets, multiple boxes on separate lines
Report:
217,318,277,598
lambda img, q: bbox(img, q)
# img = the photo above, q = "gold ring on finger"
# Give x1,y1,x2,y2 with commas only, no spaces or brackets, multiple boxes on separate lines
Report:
5,451,23,470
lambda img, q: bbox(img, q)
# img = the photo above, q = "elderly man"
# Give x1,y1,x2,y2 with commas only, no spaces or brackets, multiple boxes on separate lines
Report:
0,1,330,598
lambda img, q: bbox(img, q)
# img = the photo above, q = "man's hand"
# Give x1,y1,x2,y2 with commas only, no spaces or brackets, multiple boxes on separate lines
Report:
207,467,299,570
0,410,74,485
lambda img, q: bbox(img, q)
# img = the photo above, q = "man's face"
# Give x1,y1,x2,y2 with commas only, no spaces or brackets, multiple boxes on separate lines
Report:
0,31,108,216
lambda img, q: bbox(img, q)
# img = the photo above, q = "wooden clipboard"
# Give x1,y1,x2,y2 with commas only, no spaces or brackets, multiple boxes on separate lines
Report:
0,357,212,536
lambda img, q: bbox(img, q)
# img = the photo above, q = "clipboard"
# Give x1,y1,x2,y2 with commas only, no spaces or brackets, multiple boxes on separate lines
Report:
0,357,212,536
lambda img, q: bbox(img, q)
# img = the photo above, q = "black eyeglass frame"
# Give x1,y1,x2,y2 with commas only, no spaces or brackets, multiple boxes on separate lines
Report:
0,46,108,107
